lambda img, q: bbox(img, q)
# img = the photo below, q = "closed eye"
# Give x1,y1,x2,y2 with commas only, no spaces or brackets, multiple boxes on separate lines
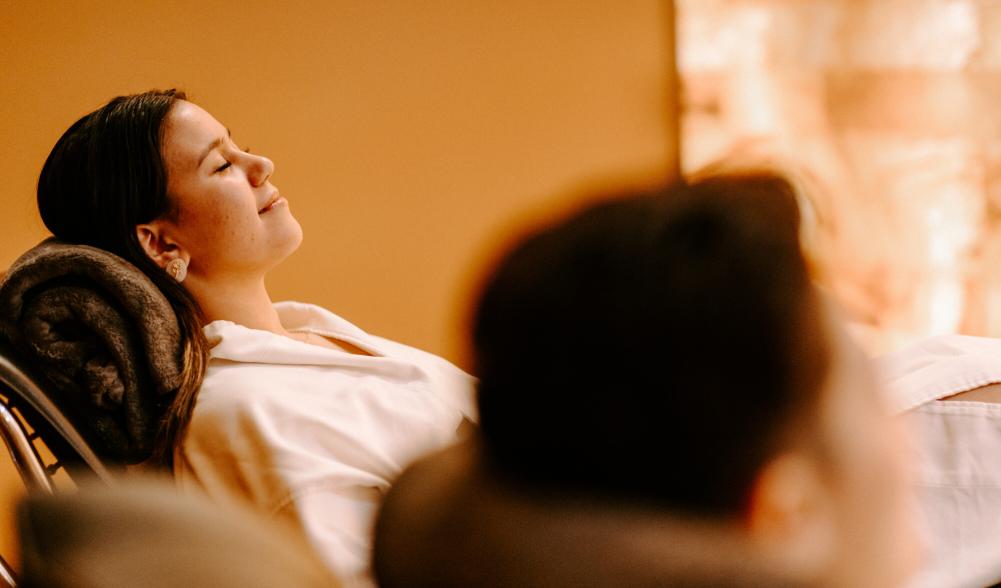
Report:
214,161,232,173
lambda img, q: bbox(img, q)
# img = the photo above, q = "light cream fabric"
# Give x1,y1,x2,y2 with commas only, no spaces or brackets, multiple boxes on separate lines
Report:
176,301,476,586
18,480,340,588
880,335,1001,588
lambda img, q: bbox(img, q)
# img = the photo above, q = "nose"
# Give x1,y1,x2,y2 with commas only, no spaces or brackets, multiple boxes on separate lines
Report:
247,153,274,187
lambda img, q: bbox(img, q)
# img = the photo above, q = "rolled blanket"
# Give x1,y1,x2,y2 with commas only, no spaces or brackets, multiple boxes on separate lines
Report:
0,238,183,463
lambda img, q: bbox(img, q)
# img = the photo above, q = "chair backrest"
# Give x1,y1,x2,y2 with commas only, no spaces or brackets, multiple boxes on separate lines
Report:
0,337,114,488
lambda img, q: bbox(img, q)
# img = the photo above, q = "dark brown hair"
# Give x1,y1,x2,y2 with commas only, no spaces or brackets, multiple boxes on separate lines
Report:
473,172,830,515
36,89,208,468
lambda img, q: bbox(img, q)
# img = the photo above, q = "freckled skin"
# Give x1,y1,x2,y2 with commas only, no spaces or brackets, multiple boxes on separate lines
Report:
141,100,347,341
159,100,303,283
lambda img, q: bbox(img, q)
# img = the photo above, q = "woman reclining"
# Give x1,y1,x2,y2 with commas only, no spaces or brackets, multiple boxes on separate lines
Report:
32,89,476,586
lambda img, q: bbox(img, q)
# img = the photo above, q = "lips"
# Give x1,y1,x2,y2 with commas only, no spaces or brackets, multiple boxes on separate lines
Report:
258,192,282,214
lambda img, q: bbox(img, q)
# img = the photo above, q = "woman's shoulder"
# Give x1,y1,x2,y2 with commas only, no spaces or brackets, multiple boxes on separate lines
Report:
200,301,478,421
194,360,290,420
274,300,475,378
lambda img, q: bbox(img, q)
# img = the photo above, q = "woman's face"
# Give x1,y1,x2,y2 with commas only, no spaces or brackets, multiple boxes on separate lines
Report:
158,100,302,283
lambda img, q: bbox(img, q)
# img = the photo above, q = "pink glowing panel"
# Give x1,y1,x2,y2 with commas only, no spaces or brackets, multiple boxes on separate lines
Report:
678,0,1001,353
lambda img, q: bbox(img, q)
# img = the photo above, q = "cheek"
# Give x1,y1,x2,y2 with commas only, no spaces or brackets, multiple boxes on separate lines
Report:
178,191,262,258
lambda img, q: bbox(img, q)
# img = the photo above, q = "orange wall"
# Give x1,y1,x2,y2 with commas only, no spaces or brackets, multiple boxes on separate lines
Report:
0,0,675,564
1,1,674,361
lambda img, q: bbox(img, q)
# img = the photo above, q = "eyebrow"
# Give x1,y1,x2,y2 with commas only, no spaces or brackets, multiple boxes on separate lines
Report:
196,128,232,167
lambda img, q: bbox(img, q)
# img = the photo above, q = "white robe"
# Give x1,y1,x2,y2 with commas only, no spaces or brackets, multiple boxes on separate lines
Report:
879,335,1001,588
176,301,477,586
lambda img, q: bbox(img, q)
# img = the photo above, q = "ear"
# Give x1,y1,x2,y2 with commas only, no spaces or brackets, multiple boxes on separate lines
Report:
744,452,837,579
135,221,188,270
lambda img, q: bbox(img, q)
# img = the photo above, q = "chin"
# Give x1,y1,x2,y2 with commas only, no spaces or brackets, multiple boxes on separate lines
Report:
279,217,305,258
262,215,304,267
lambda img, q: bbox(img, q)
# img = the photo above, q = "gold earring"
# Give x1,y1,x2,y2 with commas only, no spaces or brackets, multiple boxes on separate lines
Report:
166,258,187,283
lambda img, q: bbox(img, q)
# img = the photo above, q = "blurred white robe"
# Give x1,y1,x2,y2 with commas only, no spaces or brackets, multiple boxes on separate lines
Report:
176,301,477,587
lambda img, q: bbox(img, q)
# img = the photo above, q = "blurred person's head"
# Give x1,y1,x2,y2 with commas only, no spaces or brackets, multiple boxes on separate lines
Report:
36,90,302,466
471,173,920,586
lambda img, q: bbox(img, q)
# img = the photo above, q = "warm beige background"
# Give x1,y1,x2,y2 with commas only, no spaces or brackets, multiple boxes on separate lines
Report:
0,0,675,568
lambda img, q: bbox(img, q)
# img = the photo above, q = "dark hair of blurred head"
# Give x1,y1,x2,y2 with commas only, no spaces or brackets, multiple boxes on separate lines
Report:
472,172,830,516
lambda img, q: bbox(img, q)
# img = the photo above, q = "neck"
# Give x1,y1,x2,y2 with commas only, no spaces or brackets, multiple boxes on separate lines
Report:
185,274,286,334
